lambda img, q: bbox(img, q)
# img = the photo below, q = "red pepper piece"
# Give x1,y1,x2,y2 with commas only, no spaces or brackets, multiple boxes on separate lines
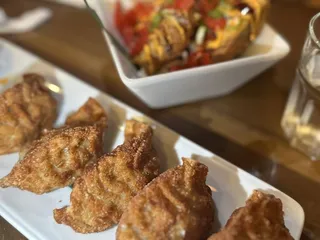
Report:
174,0,195,10
198,0,219,13
204,17,226,30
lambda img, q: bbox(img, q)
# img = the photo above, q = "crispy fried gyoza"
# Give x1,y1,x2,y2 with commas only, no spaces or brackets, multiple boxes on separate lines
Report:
0,125,104,194
0,73,57,155
116,158,215,240
208,190,293,240
53,120,159,233
65,97,107,129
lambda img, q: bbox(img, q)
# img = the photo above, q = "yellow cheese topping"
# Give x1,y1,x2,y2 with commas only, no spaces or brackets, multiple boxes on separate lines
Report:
206,30,224,49
153,29,165,59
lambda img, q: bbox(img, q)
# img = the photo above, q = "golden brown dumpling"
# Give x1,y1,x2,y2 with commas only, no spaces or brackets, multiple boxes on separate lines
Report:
53,120,159,233
208,190,293,240
117,158,215,240
0,73,57,155
0,125,104,194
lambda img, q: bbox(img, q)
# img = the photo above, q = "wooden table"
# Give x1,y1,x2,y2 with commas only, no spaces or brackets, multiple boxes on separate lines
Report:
1,0,320,239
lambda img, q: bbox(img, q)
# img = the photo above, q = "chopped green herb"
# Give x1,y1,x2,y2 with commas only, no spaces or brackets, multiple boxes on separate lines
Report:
208,9,224,19
218,1,231,12
150,14,162,31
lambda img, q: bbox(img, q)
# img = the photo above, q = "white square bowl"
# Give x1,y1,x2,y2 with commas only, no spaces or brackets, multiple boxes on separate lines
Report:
94,0,290,109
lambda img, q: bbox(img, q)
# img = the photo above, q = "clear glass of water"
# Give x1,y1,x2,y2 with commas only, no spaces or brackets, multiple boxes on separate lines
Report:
281,12,320,161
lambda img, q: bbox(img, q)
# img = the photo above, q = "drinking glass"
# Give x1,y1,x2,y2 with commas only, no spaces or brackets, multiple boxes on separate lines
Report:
281,12,320,161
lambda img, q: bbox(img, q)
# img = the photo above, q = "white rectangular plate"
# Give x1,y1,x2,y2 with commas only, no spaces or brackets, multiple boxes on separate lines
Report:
0,38,304,240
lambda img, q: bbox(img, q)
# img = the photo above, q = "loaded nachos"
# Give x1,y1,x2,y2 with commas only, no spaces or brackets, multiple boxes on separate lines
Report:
114,0,269,75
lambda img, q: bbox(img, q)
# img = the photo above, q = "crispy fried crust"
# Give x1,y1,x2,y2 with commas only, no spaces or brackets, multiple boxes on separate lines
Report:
116,158,215,240
124,119,152,141
0,73,57,155
0,125,103,194
208,190,294,240
53,120,159,233
65,98,107,129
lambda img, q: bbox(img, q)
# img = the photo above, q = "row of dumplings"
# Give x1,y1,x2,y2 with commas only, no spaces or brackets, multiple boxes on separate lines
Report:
0,74,294,239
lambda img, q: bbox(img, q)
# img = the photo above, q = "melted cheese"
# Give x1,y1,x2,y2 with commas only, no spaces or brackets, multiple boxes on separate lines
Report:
151,29,165,59
206,30,223,49
166,15,186,43
142,45,152,62
240,0,269,40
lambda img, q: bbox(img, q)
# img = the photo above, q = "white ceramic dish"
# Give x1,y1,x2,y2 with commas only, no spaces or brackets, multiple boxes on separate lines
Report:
0,38,303,240
93,0,291,108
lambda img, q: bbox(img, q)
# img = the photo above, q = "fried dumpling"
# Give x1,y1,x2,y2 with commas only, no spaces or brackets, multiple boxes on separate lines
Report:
53,120,159,233
0,73,57,155
0,125,103,194
116,158,215,240
22,97,108,160
208,190,293,240
65,97,107,129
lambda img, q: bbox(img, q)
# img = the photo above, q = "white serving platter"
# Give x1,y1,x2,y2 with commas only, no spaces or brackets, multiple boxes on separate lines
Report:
0,38,303,240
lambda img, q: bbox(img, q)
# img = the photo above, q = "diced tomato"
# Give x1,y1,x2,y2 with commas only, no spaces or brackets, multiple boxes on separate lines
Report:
134,2,154,19
114,0,153,56
169,65,184,72
200,52,213,65
130,41,144,56
186,51,202,67
204,17,226,30
114,1,124,29
186,50,213,68
124,9,137,25
168,50,213,72
130,27,149,56
174,0,195,10
120,27,135,45
198,0,219,13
